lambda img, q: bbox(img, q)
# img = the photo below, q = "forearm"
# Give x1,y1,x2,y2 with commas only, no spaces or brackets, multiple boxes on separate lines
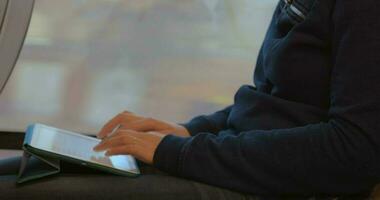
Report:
154,121,379,195
182,105,232,136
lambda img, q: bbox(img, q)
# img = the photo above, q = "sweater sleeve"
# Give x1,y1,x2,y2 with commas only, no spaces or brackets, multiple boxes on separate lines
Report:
154,0,380,195
181,105,232,136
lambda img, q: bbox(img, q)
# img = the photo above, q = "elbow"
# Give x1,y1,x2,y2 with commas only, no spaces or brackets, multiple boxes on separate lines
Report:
328,117,380,177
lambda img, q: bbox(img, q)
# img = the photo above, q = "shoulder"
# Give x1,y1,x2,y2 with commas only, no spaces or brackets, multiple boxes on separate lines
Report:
333,0,380,19
332,0,380,39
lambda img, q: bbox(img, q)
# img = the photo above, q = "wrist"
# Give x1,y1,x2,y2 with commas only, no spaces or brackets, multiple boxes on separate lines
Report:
177,125,191,137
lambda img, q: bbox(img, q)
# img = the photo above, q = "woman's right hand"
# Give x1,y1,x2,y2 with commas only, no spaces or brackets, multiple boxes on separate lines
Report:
97,111,191,139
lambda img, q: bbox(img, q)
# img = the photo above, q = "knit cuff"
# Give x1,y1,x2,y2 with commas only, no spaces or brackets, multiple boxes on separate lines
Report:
153,135,191,175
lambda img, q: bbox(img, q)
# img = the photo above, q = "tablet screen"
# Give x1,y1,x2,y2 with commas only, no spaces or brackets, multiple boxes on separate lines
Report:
28,124,140,174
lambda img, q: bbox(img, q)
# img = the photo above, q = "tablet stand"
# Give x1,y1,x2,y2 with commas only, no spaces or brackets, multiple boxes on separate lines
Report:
17,150,60,184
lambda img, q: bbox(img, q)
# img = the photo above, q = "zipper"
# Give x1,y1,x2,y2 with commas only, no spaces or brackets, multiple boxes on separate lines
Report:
282,0,306,21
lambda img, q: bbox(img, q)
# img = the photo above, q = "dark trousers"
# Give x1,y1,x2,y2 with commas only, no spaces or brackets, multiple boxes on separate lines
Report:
0,132,365,200
0,156,256,200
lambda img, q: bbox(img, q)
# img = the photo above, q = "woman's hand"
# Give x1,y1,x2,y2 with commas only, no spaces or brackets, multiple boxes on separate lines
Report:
93,129,165,164
96,111,190,139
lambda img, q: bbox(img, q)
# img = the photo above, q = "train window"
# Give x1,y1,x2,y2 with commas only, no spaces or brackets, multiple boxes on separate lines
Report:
0,0,277,134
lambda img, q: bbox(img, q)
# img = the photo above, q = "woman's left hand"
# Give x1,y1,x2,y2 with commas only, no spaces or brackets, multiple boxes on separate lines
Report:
93,129,165,164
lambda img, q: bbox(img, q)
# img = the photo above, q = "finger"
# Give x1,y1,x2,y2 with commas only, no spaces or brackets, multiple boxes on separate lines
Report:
97,111,140,138
121,118,160,132
94,130,143,151
97,114,123,139
108,129,141,139
105,145,137,156
93,135,125,151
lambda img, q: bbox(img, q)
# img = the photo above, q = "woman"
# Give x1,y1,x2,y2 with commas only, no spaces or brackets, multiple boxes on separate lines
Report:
94,0,380,197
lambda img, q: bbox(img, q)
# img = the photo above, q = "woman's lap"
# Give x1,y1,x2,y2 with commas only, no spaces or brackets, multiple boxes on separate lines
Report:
0,156,254,200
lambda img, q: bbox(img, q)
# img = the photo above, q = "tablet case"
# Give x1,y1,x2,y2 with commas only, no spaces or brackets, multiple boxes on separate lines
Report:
17,150,60,184
17,124,61,183
17,124,140,184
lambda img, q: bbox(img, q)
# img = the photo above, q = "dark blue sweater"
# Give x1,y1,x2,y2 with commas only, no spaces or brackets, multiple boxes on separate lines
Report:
154,0,380,195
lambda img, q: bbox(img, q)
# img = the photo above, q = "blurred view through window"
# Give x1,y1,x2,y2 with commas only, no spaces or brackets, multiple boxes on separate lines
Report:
0,0,277,134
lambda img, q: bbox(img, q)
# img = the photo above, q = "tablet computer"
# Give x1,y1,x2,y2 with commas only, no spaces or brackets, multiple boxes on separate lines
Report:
23,123,140,176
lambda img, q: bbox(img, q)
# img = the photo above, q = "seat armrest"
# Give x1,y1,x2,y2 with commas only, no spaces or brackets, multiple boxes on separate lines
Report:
0,132,24,149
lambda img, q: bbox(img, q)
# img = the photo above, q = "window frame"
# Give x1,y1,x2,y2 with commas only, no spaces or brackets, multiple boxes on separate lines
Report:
0,0,35,94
